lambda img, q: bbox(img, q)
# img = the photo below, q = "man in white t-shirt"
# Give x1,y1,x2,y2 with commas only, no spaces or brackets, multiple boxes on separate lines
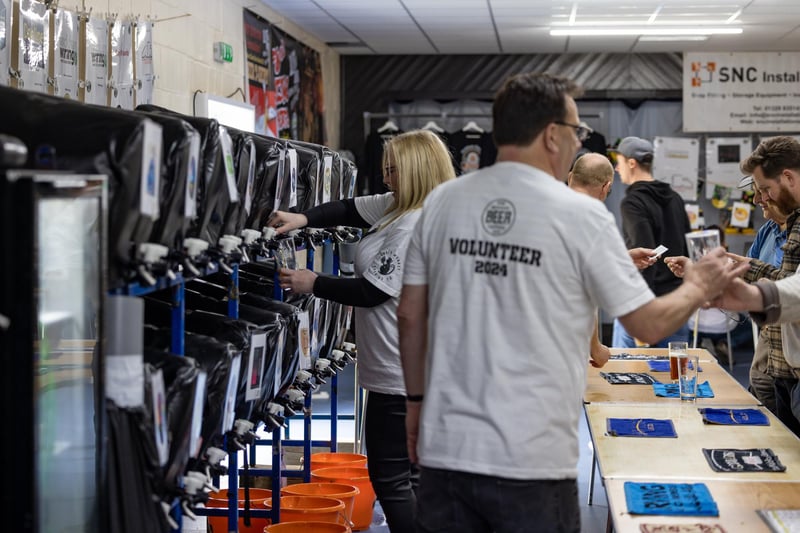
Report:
398,73,747,533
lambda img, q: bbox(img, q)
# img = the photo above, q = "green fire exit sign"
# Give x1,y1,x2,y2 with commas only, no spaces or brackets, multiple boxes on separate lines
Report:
213,42,233,63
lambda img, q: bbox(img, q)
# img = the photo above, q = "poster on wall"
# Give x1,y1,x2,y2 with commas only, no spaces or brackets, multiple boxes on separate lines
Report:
243,9,275,137
684,52,800,133
84,16,108,106
269,24,325,143
731,201,752,229
17,0,49,93
53,9,79,99
110,19,134,109
135,20,155,106
705,136,751,189
0,0,11,86
653,137,700,202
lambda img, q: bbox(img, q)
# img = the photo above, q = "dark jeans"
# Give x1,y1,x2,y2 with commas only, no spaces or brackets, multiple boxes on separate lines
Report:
415,467,580,533
365,391,419,533
774,377,800,437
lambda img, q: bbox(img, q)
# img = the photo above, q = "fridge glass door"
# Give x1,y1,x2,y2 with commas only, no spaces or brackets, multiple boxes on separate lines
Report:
35,195,101,532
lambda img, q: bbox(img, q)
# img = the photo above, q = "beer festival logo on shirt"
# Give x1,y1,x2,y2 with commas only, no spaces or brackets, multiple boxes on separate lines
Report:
370,249,401,281
481,199,516,236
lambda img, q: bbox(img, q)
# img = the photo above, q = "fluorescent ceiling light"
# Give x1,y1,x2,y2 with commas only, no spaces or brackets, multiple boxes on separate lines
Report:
639,36,709,41
550,20,741,27
550,27,742,36
726,10,742,23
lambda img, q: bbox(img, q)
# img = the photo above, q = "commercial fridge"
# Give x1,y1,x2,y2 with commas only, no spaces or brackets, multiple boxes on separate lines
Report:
0,171,107,532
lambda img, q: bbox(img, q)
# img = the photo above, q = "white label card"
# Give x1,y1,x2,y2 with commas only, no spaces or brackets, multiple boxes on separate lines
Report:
189,371,207,458
273,330,285,398
219,127,239,203
311,299,321,359
150,369,169,466
322,155,333,204
288,148,298,208
139,119,162,219
348,168,358,199
245,332,267,402
221,353,241,433
184,131,201,218
244,139,256,215
273,148,286,212
651,245,668,258
298,311,311,370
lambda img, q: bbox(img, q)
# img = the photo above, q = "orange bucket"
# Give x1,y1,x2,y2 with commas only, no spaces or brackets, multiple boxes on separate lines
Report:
206,488,272,533
266,495,346,524
310,467,375,531
281,482,360,525
266,522,352,533
309,452,367,473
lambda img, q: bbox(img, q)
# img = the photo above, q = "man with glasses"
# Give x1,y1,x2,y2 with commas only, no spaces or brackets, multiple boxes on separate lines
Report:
611,136,692,349
398,72,746,533
710,136,800,436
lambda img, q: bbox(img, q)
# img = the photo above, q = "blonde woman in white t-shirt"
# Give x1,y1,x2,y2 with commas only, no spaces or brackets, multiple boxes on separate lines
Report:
267,129,455,532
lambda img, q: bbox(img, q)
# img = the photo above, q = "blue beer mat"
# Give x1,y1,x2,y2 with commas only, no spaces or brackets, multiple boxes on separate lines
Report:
652,381,715,398
647,360,702,372
624,481,719,516
607,418,677,438
698,408,770,426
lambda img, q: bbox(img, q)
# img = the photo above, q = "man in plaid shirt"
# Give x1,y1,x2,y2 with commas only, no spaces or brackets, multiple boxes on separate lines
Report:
740,136,800,436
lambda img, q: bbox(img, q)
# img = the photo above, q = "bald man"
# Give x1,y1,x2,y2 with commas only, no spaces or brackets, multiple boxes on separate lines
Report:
568,152,614,201
568,153,658,364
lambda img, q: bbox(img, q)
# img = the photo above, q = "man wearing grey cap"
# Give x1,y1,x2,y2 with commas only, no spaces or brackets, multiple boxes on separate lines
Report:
611,136,692,348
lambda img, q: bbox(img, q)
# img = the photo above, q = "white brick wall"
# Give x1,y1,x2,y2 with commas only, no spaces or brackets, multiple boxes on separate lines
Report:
82,0,341,147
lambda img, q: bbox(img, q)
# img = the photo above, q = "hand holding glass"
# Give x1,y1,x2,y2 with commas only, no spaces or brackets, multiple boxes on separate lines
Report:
685,229,721,262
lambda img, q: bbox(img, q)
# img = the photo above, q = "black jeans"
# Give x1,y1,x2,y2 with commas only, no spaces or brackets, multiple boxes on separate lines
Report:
364,391,419,533
415,467,580,533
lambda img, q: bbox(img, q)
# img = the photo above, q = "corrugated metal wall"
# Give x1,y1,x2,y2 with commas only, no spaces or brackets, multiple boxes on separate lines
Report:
341,52,683,162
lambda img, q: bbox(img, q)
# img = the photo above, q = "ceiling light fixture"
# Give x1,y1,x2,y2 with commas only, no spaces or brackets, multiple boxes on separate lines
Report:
638,35,709,42
550,27,742,36
726,9,742,23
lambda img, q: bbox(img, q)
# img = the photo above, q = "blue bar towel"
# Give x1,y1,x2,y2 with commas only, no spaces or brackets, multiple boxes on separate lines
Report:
652,381,714,398
624,481,719,516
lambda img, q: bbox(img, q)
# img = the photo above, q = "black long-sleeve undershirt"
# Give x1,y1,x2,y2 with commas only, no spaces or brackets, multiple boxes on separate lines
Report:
304,199,389,306
304,198,371,229
313,273,391,307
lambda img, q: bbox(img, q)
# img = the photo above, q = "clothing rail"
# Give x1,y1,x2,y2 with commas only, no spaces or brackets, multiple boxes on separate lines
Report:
363,110,603,139
363,111,492,139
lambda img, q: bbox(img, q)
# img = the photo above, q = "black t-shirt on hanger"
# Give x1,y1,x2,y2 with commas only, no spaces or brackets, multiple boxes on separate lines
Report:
448,130,497,175
363,129,403,195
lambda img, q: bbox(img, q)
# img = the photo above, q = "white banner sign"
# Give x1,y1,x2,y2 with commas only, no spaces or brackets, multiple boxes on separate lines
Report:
53,9,79,99
134,20,154,106
84,17,108,106
110,19,134,109
684,52,800,133
0,0,11,86
18,0,49,93
653,137,700,202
